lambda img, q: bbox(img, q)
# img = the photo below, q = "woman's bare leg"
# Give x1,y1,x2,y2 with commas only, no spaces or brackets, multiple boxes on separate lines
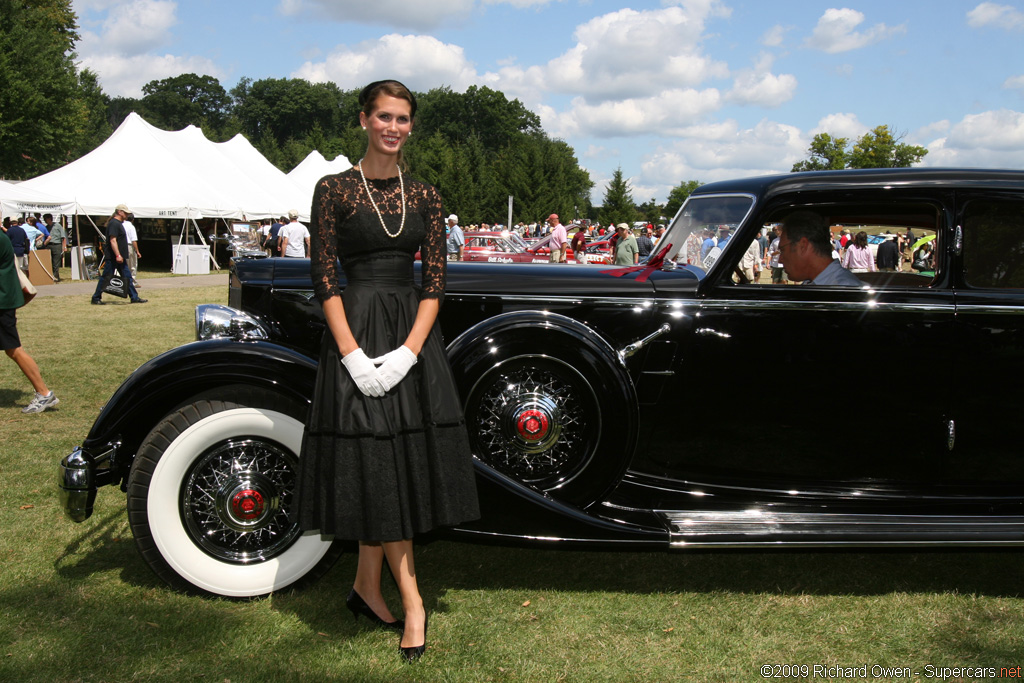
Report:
352,541,398,623
383,539,426,648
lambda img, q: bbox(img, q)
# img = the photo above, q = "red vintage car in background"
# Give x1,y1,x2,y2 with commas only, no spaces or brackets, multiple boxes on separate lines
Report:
462,230,575,263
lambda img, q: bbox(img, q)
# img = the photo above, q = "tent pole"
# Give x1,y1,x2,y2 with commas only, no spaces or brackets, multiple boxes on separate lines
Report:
189,215,220,271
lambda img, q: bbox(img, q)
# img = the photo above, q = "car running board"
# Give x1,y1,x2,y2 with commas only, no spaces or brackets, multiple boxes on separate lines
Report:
657,510,1024,548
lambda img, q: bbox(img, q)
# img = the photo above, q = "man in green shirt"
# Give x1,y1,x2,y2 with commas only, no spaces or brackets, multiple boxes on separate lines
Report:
613,223,639,266
1,231,58,413
43,214,67,282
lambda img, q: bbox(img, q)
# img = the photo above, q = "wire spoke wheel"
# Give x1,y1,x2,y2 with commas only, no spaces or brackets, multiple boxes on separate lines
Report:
182,437,299,564
467,356,601,491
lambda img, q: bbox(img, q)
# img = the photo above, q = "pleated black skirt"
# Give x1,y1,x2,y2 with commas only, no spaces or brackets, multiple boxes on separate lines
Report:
296,255,480,541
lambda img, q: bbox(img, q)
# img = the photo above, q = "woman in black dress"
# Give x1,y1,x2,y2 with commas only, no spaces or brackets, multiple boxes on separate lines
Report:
297,80,480,663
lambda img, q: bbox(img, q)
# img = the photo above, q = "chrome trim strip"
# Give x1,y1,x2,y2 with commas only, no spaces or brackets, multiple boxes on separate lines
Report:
668,540,1024,548
660,510,1024,540
955,304,1024,315
447,292,655,307
451,528,652,545
697,299,955,314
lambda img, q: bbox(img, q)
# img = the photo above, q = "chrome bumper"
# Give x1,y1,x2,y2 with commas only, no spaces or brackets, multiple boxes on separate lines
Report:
58,443,118,522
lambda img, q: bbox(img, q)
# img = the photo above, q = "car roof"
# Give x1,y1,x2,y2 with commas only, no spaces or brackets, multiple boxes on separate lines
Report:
692,168,1024,199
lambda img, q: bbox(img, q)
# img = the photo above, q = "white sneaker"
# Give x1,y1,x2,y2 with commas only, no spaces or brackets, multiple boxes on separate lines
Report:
23,391,59,414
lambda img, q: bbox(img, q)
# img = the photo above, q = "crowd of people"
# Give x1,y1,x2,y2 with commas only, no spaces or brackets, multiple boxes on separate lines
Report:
693,222,935,285
258,210,311,258
2,212,70,281
438,213,666,266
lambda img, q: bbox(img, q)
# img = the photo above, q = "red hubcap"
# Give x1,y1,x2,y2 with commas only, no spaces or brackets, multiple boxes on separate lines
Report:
516,409,549,442
231,489,265,521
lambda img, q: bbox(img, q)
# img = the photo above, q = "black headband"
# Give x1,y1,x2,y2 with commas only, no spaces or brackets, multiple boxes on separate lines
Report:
359,79,417,116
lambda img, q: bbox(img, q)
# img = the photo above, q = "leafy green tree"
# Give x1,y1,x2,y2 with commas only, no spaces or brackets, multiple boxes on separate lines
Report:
664,180,703,220
637,198,663,225
848,125,928,168
416,85,541,152
69,68,112,159
792,126,927,172
141,73,231,135
232,77,345,166
0,0,88,177
791,133,849,172
106,95,142,130
600,167,636,226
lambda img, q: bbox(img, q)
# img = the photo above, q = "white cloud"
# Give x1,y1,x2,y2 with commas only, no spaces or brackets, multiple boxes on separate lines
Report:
944,109,1024,150
726,54,797,107
551,89,723,139
73,0,218,96
811,113,868,139
966,2,1024,30
278,0,475,30
805,8,905,53
482,0,555,6
292,34,478,93
1004,75,1024,92
914,120,950,140
923,109,1024,167
100,0,178,56
640,119,806,190
77,53,223,98
489,4,731,103
760,24,787,47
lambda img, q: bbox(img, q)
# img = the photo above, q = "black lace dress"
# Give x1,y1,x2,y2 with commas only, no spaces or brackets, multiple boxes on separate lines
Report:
296,168,480,541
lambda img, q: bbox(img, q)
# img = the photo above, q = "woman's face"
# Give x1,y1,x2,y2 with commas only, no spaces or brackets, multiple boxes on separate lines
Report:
360,94,413,158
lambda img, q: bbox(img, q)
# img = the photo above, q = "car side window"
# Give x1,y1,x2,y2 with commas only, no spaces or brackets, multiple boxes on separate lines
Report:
740,200,942,289
962,199,1024,288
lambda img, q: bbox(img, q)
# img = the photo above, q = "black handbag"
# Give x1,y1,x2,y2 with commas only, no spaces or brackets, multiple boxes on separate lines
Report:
101,272,129,298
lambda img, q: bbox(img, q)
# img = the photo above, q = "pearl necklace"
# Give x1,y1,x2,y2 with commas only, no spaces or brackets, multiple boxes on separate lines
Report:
358,159,406,238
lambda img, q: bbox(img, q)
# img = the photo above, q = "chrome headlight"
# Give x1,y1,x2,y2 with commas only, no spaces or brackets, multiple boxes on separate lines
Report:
195,304,270,341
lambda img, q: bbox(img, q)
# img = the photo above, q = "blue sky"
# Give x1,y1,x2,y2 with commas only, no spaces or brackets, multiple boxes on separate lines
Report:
72,0,1024,206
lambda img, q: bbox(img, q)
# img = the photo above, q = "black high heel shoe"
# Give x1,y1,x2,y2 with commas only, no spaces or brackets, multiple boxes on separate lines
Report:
346,589,404,632
399,612,428,663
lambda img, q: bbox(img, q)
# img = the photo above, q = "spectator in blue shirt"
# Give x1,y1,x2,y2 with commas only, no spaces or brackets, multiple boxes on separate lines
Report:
6,217,29,271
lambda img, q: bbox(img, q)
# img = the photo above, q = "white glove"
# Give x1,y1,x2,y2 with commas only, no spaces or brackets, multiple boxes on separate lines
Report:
370,346,418,391
340,348,387,397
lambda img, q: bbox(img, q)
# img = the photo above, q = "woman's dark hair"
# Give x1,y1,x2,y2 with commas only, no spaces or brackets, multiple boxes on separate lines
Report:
359,80,417,118
359,80,417,169
854,230,868,249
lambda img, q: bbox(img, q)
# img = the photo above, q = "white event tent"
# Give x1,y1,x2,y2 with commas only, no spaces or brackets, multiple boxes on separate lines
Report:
18,112,313,222
287,150,352,197
0,180,77,218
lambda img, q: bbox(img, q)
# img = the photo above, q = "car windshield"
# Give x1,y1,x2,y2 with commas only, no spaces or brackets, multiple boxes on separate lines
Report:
507,232,529,250
661,194,755,271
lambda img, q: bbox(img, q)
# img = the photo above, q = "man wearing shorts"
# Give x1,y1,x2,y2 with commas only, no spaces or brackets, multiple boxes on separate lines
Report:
1,230,58,413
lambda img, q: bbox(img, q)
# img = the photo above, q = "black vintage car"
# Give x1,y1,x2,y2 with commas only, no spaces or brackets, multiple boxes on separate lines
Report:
60,168,1024,598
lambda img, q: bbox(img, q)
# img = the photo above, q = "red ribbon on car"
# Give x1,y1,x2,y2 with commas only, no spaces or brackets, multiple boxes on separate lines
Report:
600,243,672,283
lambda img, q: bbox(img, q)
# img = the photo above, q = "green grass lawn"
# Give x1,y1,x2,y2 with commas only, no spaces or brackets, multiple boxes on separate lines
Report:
2,287,1023,682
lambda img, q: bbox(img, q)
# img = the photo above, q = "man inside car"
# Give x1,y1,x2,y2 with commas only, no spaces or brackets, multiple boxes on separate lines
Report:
777,211,863,287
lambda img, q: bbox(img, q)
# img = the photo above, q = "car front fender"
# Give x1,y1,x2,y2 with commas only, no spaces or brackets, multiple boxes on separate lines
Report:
82,338,319,482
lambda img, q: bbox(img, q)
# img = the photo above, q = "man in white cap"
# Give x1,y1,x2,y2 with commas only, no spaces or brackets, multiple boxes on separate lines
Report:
278,210,310,258
91,204,146,305
445,214,464,261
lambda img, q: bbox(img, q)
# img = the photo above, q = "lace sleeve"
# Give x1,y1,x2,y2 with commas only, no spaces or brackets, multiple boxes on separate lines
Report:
310,175,341,302
419,184,446,304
